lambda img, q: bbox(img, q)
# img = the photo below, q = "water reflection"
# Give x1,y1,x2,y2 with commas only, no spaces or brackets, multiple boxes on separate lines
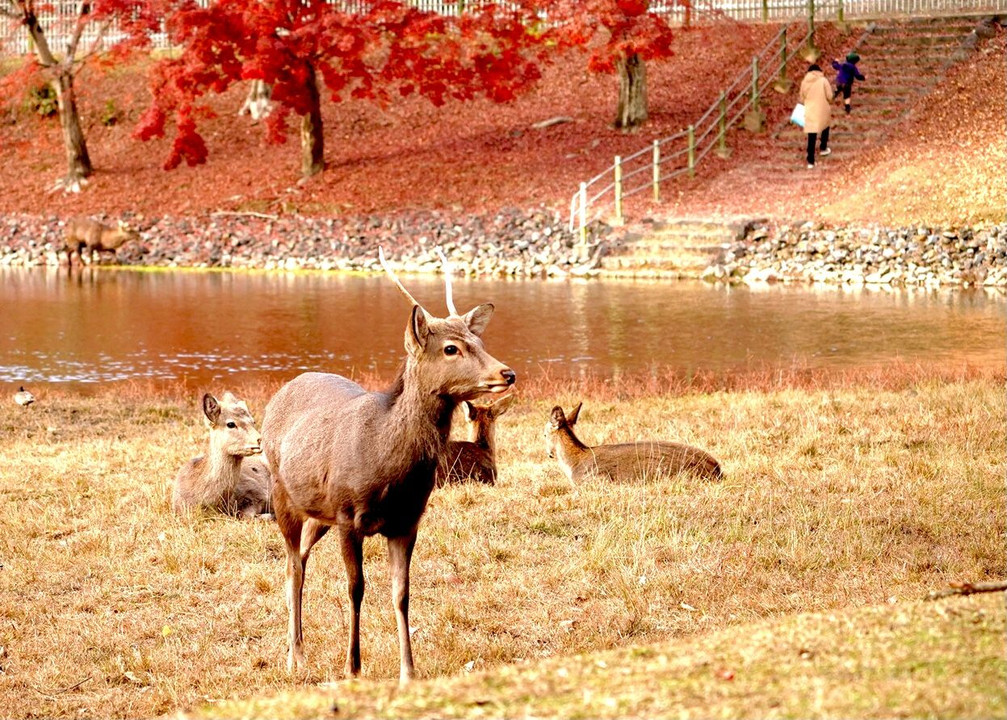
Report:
1,267,1004,387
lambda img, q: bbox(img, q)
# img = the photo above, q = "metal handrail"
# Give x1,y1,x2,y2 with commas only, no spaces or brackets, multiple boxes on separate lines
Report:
566,0,1007,238
568,21,807,235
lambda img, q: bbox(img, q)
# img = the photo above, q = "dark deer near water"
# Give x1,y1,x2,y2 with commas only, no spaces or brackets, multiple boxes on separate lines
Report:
436,394,514,486
63,217,140,266
260,248,515,685
545,402,722,482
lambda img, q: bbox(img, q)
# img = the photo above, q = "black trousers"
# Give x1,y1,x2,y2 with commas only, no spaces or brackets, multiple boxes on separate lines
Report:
838,83,853,100
806,127,830,165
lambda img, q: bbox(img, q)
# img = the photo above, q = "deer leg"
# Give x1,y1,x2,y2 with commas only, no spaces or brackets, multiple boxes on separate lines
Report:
300,519,330,563
274,487,306,672
339,527,365,678
387,531,418,686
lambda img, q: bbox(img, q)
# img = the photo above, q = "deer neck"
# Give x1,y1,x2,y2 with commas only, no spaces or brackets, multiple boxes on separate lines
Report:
207,438,243,491
383,365,453,464
105,231,129,249
554,426,589,478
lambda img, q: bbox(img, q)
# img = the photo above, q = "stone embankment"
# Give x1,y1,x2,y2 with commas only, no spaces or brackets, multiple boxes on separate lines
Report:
1,211,1005,288
706,222,1007,289
0,209,605,278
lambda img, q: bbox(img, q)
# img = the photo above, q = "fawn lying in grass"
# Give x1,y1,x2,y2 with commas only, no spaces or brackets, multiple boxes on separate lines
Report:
173,392,272,519
436,394,514,486
545,402,722,482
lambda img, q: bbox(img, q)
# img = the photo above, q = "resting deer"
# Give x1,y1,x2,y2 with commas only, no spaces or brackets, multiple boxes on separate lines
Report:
173,392,273,518
260,248,515,685
63,217,140,266
436,394,514,486
545,402,722,482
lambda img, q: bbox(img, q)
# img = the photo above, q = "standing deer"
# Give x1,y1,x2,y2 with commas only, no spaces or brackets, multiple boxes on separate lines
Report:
260,249,515,685
436,395,514,486
63,217,140,266
545,402,722,482
173,392,273,518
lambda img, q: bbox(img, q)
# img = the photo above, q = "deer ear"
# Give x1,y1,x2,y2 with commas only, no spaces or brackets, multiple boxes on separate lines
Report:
549,406,566,429
493,393,515,417
405,305,431,356
568,402,582,426
202,393,221,425
462,303,495,336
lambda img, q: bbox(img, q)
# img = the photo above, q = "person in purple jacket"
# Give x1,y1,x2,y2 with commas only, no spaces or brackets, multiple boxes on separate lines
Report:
832,52,866,114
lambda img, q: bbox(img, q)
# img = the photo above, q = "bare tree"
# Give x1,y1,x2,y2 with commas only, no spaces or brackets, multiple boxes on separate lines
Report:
1,1,128,191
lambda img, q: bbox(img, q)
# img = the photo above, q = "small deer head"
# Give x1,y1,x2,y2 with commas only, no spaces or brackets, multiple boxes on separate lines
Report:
545,402,582,459
460,393,514,448
202,392,263,458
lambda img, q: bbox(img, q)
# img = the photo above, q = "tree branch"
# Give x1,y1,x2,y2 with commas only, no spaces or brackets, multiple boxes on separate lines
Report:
76,16,113,65
19,3,59,68
926,580,1007,600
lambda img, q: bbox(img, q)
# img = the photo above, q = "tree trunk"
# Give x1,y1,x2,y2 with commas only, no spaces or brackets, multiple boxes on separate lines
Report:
300,65,325,178
53,71,93,182
614,53,648,131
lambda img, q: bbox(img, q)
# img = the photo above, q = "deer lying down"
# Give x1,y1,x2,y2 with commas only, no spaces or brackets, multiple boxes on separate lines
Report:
545,402,722,482
63,217,140,266
173,392,273,519
436,394,514,486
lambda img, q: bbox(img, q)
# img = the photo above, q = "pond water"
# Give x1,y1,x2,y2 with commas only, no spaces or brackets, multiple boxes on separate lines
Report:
1,267,1003,389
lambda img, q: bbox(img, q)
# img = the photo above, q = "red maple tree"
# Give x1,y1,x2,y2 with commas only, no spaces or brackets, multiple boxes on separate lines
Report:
135,0,551,179
541,0,678,129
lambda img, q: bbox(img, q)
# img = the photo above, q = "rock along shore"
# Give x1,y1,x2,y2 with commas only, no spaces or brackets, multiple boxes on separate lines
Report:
1,211,1005,289
707,221,1007,289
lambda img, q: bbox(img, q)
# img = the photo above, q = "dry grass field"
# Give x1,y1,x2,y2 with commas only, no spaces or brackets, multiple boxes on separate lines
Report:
0,368,1003,719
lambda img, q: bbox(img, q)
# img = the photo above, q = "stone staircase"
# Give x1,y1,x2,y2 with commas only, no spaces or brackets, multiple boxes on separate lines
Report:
772,15,986,165
598,15,996,278
600,217,754,277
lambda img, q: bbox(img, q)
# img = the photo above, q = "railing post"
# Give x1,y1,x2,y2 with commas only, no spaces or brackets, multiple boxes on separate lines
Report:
614,155,623,224
687,125,695,177
761,0,768,23
779,28,788,82
751,57,760,113
578,182,587,247
652,141,660,202
717,91,728,157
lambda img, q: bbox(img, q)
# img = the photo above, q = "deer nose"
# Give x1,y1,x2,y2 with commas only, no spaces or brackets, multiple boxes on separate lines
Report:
501,369,516,386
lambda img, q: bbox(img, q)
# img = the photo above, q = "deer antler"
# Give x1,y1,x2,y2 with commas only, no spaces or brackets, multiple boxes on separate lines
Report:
435,248,459,317
378,246,422,308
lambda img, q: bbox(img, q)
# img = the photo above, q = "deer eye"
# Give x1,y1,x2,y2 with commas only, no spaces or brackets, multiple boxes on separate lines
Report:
226,421,237,429
443,344,460,356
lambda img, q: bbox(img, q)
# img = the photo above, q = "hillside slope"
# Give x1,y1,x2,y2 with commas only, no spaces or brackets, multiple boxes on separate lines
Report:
0,21,1000,226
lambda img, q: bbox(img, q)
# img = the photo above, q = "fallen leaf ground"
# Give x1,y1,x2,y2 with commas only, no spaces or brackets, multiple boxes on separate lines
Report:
0,20,1002,226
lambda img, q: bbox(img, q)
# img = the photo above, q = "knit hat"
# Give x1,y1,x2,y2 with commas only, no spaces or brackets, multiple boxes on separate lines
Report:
846,52,860,64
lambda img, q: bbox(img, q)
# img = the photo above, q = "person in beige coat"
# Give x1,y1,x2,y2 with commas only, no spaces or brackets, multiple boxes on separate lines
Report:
799,64,834,168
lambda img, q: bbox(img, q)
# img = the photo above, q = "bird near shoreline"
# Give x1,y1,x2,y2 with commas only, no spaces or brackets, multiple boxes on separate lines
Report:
13,386,35,407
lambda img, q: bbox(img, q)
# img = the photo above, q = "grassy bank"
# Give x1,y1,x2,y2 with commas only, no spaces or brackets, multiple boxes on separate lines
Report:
0,372,1003,718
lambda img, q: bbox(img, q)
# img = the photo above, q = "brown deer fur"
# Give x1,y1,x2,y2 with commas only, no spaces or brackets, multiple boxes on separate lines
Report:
173,392,273,518
63,217,139,266
545,402,722,482
260,301,515,685
436,395,514,486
